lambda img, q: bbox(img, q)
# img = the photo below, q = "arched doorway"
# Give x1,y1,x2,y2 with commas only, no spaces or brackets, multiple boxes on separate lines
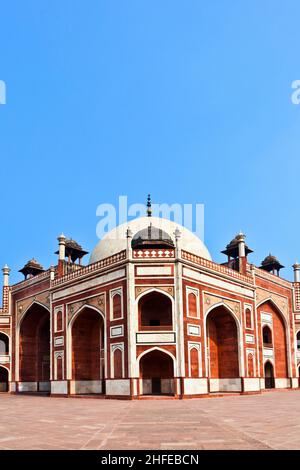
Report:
206,305,240,378
0,366,8,392
264,361,275,389
19,303,50,392
71,307,104,394
139,349,174,395
138,291,173,330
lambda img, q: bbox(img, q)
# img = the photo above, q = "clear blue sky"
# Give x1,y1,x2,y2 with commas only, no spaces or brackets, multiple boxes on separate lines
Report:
0,0,300,284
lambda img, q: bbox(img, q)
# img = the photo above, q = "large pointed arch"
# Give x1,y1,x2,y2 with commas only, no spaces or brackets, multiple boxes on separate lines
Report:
18,300,50,328
69,303,105,328
0,365,9,392
257,297,288,327
205,302,242,380
204,301,243,378
0,331,10,354
205,301,241,326
258,298,290,378
67,304,105,394
18,302,50,391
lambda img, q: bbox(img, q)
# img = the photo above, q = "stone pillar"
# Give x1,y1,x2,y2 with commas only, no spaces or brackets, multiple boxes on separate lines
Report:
173,228,185,396
174,227,181,258
236,232,246,274
293,263,300,282
57,233,66,277
126,227,136,397
2,264,10,313
57,233,66,261
49,265,55,281
2,264,10,287
126,227,133,260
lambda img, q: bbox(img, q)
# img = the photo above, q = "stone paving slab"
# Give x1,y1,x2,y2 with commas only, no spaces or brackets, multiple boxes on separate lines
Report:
0,391,299,449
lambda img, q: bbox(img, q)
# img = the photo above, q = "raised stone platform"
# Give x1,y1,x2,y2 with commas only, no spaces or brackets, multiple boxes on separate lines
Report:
1,390,300,449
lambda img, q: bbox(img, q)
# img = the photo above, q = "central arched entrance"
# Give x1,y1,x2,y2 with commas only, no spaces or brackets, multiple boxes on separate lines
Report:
0,366,8,392
139,349,174,395
19,303,50,392
264,361,275,389
71,307,104,394
206,305,240,392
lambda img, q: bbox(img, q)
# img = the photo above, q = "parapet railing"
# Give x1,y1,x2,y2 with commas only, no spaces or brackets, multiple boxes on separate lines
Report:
11,269,52,292
133,249,175,259
181,250,253,284
63,261,83,275
52,250,127,287
253,267,292,289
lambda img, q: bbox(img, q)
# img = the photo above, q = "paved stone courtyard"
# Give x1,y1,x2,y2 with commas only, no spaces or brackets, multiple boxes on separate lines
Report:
0,390,300,450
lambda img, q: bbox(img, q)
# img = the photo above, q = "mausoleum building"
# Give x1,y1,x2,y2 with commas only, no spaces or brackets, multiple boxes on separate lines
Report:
1,205,300,398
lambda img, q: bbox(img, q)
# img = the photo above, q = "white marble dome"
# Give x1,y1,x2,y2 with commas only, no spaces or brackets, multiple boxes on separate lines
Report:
89,216,211,264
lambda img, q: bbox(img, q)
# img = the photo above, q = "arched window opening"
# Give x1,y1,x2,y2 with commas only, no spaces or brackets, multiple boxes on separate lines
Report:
113,348,123,379
112,294,122,320
190,348,200,378
56,311,63,332
56,355,63,380
262,325,272,347
0,333,9,354
139,292,172,331
297,331,300,351
247,354,254,377
245,308,252,329
188,292,198,318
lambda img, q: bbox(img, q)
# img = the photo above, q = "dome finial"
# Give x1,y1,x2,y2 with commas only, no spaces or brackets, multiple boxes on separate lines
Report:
147,194,152,217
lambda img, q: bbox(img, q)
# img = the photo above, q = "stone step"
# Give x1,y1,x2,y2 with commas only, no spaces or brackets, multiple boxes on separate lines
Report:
69,394,106,399
139,394,175,400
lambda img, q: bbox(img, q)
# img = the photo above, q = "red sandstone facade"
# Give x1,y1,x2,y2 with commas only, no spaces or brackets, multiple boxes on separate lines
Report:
1,215,300,398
